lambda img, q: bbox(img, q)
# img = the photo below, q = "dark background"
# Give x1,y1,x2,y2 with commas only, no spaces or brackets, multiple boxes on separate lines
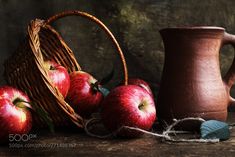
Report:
0,0,235,106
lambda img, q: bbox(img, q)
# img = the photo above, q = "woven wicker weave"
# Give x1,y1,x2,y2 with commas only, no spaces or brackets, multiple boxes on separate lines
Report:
4,10,128,128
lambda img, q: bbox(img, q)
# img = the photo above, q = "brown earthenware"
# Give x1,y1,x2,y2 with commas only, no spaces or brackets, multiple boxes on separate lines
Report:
157,26,235,124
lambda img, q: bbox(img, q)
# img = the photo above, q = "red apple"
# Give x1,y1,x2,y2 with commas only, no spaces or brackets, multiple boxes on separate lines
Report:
128,78,153,97
44,60,70,98
67,71,103,118
0,86,32,142
101,85,156,138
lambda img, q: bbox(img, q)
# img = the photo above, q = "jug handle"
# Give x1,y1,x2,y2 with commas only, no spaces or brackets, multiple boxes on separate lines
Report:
223,32,235,108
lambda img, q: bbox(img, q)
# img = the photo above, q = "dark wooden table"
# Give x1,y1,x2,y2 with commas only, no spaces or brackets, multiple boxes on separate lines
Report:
1,113,235,157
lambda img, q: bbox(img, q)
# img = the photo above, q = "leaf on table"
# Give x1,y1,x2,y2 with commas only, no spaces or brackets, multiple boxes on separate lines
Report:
16,100,55,133
99,87,110,97
200,120,230,140
33,104,55,133
99,66,114,85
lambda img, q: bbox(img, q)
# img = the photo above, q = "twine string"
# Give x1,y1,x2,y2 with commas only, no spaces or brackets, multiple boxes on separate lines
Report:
84,116,221,143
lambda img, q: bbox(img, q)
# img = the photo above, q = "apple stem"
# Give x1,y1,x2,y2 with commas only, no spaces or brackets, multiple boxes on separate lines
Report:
138,103,145,110
13,98,32,109
91,82,100,93
50,65,56,70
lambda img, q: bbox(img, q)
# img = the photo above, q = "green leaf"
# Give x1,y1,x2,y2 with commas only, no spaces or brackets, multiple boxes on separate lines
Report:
31,103,55,133
91,82,110,97
200,120,230,140
100,67,114,85
99,87,110,97
16,100,54,133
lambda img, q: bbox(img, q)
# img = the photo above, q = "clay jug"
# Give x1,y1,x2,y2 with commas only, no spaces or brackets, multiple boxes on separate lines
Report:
157,26,235,123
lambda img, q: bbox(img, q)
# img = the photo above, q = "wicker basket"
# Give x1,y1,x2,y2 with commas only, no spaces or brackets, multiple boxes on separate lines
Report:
4,10,128,128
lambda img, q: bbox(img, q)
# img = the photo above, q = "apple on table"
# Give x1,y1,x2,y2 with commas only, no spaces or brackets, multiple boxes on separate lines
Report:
0,86,32,142
101,85,156,138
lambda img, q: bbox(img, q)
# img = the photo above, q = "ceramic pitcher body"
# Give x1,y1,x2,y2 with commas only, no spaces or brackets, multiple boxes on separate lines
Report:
157,27,235,123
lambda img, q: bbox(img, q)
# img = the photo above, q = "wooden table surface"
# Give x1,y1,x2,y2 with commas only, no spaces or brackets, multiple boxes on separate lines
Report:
1,113,235,157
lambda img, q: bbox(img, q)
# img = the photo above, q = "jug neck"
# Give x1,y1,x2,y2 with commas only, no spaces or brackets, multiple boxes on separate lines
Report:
160,26,225,39
160,27,225,56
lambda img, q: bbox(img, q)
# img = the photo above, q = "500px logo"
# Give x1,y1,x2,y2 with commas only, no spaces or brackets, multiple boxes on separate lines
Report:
9,134,37,142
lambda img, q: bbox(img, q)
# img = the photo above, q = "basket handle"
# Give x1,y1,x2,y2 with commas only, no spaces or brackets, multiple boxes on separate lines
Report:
45,10,128,85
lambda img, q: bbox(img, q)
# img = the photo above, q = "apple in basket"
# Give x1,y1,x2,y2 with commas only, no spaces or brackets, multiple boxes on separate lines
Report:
44,60,70,98
0,86,32,142
67,71,103,118
128,78,154,97
101,85,156,138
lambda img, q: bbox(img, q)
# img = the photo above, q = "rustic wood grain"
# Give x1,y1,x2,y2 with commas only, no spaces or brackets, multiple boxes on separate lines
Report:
0,112,234,157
